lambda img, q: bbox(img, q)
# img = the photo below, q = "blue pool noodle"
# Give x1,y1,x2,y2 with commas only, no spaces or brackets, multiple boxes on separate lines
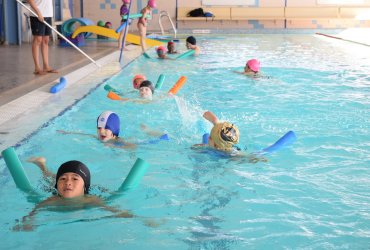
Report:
261,131,297,154
155,74,165,89
202,133,209,144
118,158,149,192
144,134,170,145
50,77,67,93
2,147,33,193
115,21,127,33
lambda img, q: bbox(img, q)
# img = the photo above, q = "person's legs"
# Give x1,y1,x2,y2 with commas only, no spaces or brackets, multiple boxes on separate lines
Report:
41,17,57,73
137,23,147,52
32,35,44,74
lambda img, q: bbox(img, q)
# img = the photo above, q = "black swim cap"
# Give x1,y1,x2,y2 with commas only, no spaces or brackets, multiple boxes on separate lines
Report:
55,160,91,194
139,80,154,94
186,36,196,45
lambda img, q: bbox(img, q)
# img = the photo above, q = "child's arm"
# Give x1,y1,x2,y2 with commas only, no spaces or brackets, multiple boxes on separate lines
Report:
27,157,55,179
57,130,96,138
203,111,219,125
140,124,164,137
27,0,44,22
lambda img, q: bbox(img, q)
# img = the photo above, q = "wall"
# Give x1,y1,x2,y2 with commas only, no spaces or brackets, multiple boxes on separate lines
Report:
69,0,370,33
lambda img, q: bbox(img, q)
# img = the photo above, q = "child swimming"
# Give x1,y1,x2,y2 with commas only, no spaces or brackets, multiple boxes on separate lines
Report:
167,41,177,54
14,160,134,231
185,36,201,56
57,111,136,149
132,74,146,89
156,46,172,59
234,59,261,76
193,111,240,153
192,111,267,162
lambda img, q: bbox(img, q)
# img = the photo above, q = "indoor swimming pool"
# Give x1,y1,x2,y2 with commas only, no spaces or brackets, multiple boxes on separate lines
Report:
1,34,370,249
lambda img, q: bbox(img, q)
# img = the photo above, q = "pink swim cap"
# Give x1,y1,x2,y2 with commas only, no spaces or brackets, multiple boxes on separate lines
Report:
156,46,167,53
246,59,260,72
148,0,156,8
132,74,146,89
122,0,130,3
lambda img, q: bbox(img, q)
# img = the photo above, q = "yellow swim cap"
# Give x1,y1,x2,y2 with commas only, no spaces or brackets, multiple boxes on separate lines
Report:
210,122,240,151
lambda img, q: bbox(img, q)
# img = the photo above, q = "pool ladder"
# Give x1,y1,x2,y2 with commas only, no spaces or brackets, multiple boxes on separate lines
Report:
158,11,177,38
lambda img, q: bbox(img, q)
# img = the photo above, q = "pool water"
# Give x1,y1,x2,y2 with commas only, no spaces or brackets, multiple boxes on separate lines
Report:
1,34,370,249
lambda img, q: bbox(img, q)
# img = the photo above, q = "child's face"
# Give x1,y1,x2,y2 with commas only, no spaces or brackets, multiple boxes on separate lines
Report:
186,42,192,49
97,127,115,141
133,78,144,89
168,44,175,52
139,87,153,99
57,173,85,198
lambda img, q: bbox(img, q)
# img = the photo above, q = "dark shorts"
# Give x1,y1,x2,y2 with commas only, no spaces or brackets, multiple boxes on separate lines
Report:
30,16,52,36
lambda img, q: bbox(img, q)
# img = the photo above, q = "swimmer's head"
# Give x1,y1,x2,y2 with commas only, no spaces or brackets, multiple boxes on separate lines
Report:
139,80,154,99
132,74,146,89
148,0,156,8
246,59,260,73
96,111,120,141
186,36,196,48
167,41,175,50
210,122,240,151
55,160,91,196
156,46,167,57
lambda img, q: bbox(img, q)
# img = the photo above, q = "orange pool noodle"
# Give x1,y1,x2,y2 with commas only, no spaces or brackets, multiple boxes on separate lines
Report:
168,76,187,95
107,91,122,100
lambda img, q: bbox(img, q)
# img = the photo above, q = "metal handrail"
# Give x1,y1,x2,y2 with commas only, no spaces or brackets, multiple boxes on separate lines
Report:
158,11,177,38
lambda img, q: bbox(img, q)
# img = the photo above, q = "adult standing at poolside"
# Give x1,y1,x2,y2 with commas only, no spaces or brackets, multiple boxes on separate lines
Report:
28,0,58,75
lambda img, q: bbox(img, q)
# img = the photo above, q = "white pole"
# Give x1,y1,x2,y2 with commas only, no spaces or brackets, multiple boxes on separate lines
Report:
16,0,100,67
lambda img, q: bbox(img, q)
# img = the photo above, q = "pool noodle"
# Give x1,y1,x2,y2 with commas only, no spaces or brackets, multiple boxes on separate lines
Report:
155,74,165,89
168,76,187,95
122,13,150,19
2,147,33,193
118,158,149,192
260,131,297,154
143,52,151,58
115,21,127,33
176,50,195,59
107,91,122,100
143,134,170,145
202,133,209,144
50,77,67,94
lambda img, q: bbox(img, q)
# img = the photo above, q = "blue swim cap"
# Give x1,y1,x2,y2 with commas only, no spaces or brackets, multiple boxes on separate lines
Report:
97,111,120,136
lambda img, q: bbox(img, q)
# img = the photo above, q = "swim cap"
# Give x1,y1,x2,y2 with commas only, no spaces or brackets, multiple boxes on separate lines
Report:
156,45,167,53
167,41,174,46
148,0,156,8
246,59,260,73
55,160,91,194
139,80,154,94
97,111,120,136
132,74,146,89
186,36,196,45
210,122,240,151
122,0,130,3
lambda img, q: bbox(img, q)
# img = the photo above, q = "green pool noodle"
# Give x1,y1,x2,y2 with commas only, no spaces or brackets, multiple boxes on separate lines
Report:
176,49,195,59
155,74,165,89
122,13,151,20
2,147,33,193
143,52,151,59
118,158,149,192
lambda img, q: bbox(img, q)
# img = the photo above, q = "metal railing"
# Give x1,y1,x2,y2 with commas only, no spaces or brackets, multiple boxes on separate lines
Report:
159,11,177,38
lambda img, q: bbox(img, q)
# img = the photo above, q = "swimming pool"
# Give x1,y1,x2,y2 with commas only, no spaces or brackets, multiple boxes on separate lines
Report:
1,34,370,249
